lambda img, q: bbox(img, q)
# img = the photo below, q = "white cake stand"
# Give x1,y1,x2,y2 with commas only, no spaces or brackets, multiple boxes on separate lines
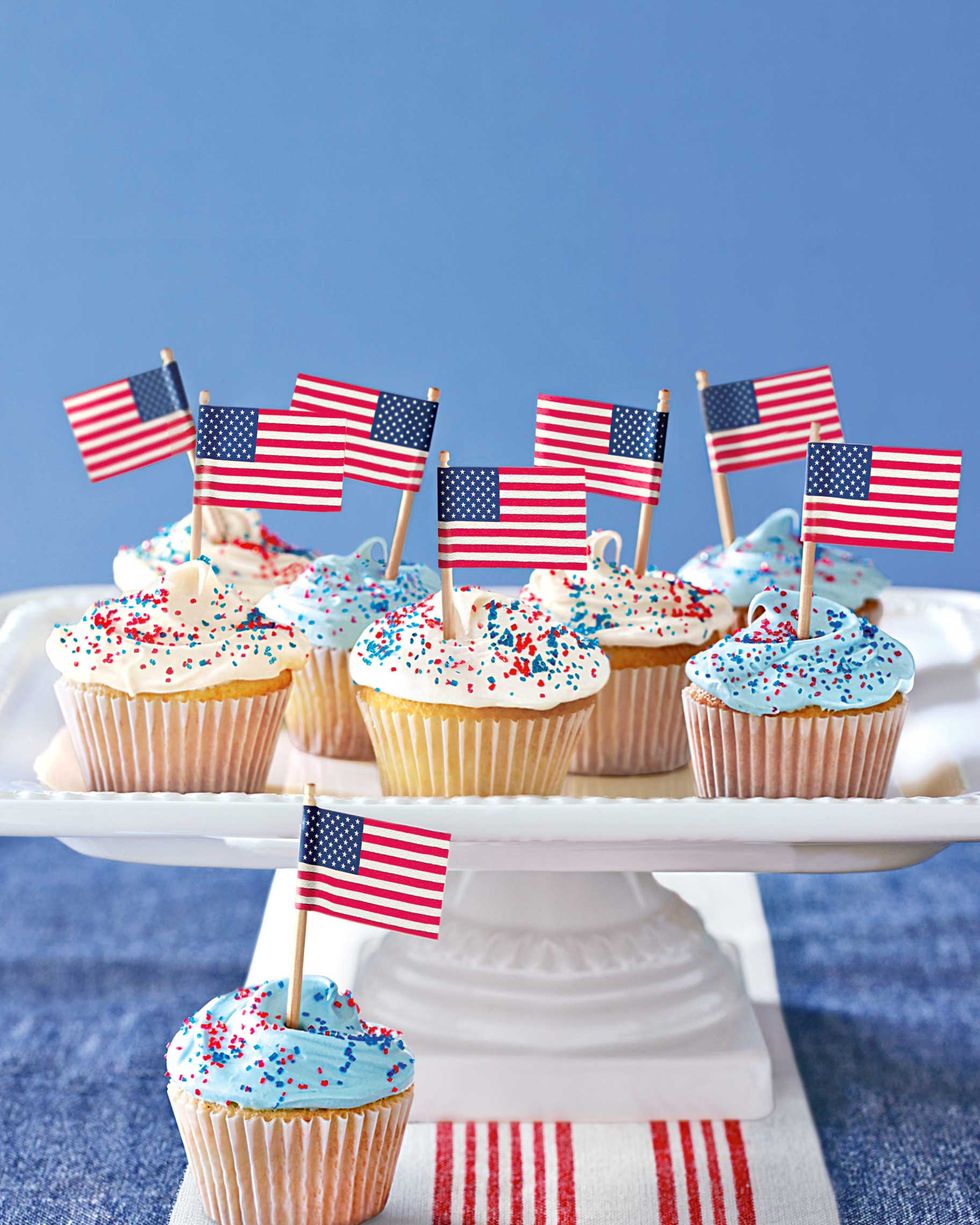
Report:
3,583,980,1121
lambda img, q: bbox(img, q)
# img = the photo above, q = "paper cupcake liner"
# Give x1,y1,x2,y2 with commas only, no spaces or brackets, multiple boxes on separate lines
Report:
169,1085,413,1225
284,647,374,760
355,694,595,796
55,678,289,793
570,662,689,775
681,687,907,798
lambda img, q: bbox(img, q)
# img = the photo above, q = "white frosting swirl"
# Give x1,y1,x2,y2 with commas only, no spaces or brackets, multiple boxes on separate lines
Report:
349,587,609,710
48,561,310,696
113,509,314,604
525,530,733,648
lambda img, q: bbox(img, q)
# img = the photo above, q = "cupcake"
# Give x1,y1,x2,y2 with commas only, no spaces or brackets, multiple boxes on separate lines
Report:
259,539,439,760
678,508,889,627
682,587,913,798
167,976,414,1225
46,560,309,792
525,530,733,774
349,587,610,796
113,507,314,604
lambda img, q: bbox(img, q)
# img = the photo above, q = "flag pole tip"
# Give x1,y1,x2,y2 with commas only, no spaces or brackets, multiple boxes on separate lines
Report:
199,390,210,406
160,348,174,365
428,386,441,401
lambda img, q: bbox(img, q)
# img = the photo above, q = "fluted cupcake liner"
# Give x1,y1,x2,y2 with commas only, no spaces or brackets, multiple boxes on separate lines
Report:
570,662,689,775
681,687,907,798
284,647,374,760
55,678,289,793
355,693,595,796
169,1085,413,1225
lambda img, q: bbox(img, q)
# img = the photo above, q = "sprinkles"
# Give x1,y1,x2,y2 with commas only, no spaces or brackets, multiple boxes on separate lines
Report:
47,560,310,696
114,508,313,601
524,529,732,646
258,540,439,651
685,587,915,715
678,508,889,611
349,588,609,709
165,976,413,1111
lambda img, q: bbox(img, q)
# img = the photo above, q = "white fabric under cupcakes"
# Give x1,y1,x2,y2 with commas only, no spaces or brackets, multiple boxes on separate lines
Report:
355,695,595,796
55,679,288,793
284,647,373,760
681,688,907,799
570,662,689,776
169,1085,413,1225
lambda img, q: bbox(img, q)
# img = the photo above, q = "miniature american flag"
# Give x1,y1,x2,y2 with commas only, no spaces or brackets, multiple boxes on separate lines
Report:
291,374,438,493
534,395,669,504
193,405,344,512
803,442,962,552
437,466,588,569
63,362,195,482
297,805,451,939
701,366,843,474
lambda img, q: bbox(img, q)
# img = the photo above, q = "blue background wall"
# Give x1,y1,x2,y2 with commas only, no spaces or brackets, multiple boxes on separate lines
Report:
2,2,976,593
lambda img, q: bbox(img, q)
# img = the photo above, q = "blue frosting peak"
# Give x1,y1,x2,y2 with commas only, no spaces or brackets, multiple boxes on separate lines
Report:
685,588,914,715
258,538,439,650
166,976,414,1111
678,508,889,610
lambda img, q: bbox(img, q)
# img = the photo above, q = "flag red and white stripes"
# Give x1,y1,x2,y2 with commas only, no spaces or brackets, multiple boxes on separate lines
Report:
534,395,667,504
297,809,451,940
193,405,344,512
63,375,196,482
291,374,437,493
803,443,962,553
437,466,588,569
703,367,844,475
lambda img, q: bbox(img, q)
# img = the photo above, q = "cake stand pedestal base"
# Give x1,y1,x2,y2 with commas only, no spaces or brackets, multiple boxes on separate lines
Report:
352,870,772,1122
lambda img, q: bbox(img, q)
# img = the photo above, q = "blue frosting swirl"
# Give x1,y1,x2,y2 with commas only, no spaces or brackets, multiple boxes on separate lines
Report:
166,976,414,1111
258,538,439,650
685,588,914,715
677,509,889,610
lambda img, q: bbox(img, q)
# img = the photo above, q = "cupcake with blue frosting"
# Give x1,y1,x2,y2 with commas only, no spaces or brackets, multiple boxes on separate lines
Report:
678,508,889,627
259,538,439,759
167,975,414,1225
682,588,913,798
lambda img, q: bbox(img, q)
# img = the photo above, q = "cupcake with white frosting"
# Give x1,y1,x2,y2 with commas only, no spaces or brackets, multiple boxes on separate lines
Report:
525,530,733,775
258,539,439,759
113,507,314,605
678,508,889,627
682,588,913,798
349,587,610,796
46,560,309,792
167,975,414,1225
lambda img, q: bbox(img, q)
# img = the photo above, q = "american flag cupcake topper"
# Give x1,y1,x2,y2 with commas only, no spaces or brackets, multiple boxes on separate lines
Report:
796,423,962,638
696,365,844,548
291,373,442,579
534,387,671,576
286,783,451,1031
62,347,196,483
435,450,588,641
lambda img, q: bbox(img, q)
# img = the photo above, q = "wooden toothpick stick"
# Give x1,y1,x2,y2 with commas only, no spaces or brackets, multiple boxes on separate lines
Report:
633,388,670,576
189,390,209,560
286,782,317,1030
438,450,458,641
697,370,736,548
796,421,822,640
385,386,440,580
